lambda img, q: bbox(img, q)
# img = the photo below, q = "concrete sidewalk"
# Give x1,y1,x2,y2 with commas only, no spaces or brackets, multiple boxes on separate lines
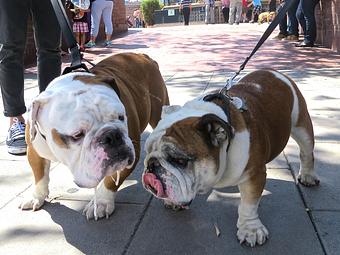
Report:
0,23,339,255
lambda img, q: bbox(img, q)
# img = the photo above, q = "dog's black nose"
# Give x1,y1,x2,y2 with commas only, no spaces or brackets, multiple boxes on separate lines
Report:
100,129,123,146
147,157,160,172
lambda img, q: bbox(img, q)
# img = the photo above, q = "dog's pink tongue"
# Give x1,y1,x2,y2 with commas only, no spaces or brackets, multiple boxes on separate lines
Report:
143,173,164,197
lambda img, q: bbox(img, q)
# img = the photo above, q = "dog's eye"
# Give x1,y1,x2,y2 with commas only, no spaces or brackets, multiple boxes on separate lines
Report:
118,115,124,121
168,156,189,168
71,130,85,141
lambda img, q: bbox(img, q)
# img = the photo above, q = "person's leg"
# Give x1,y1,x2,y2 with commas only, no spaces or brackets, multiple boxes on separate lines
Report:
0,0,29,120
88,0,104,44
235,2,242,24
222,7,227,23
226,7,230,23
102,1,114,43
75,31,80,44
205,4,209,24
229,1,236,24
296,0,306,35
0,0,30,154
278,13,288,36
287,0,299,36
183,7,190,25
211,6,215,24
31,0,61,93
301,0,319,44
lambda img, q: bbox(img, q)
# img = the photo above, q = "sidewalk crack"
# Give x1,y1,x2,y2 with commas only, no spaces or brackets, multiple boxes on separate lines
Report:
122,195,153,255
283,151,328,255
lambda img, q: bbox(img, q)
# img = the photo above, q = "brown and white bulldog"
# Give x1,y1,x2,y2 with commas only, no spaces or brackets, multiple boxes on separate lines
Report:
142,69,319,246
20,53,169,220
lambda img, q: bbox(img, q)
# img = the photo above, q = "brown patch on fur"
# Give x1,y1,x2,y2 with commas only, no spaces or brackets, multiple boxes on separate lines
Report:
51,128,68,149
164,117,220,172
73,75,112,88
26,122,47,184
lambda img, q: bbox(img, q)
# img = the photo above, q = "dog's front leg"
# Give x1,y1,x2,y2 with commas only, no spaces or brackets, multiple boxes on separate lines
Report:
20,129,50,211
237,169,268,247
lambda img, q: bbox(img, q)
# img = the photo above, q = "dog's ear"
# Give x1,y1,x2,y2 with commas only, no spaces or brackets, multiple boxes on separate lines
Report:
98,77,120,98
197,114,234,147
29,92,52,142
161,105,181,118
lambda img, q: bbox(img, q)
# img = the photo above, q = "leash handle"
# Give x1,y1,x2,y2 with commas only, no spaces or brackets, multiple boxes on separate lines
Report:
223,0,297,90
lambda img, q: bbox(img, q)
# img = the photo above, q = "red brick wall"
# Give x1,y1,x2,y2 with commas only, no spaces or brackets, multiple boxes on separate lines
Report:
24,0,128,65
316,0,340,53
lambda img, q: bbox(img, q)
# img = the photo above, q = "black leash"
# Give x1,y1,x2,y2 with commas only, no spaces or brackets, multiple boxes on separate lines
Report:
221,0,297,93
50,0,95,74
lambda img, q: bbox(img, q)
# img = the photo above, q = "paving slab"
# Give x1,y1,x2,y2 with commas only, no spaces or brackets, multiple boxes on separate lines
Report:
0,198,146,255
126,169,324,255
285,142,340,211
312,211,340,255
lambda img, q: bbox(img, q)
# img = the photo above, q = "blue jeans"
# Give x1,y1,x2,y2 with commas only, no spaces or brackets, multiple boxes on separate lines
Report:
0,0,61,117
296,0,320,44
278,0,299,36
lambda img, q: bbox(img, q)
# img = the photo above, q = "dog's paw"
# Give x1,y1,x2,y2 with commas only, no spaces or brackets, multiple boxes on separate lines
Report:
237,220,269,247
83,188,116,220
83,199,115,220
19,196,45,211
298,173,320,187
163,200,189,211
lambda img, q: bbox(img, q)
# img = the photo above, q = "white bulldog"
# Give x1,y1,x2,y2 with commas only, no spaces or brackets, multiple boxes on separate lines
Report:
142,69,319,246
20,53,169,220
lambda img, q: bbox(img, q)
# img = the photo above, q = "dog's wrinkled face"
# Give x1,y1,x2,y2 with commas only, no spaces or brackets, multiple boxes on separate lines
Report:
143,102,233,208
29,73,135,188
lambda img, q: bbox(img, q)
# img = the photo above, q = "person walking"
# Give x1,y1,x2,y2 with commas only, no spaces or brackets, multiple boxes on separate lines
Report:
296,0,320,47
221,0,230,23
85,0,114,47
205,0,215,24
0,0,61,155
180,0,192,26
229,0,242,25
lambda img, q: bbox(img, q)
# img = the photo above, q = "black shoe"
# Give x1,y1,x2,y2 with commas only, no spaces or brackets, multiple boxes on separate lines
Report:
295,41,314,47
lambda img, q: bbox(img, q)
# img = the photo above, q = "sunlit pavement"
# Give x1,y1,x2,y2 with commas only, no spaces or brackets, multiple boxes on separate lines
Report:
0,23,339,255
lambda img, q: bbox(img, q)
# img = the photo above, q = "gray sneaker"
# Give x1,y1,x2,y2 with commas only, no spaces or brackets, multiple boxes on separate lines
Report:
6,118,27,155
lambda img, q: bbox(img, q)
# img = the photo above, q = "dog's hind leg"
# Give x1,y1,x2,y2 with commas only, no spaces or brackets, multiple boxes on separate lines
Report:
290,94,319,186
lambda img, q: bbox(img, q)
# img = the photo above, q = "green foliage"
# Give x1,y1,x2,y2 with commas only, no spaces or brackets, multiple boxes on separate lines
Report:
141,0,161,25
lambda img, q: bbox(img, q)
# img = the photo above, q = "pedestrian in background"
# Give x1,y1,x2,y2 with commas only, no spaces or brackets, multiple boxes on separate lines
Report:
229,0,242,25
249,0,261,23
296,0,320,47
205,0,215,24
0,0,61,155
221,0,230,23
86,0,114,48
180,0,192,26
67,0,91,52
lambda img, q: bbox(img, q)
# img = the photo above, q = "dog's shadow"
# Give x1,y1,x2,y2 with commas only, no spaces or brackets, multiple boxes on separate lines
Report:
41,173,319,254
43,200,140,254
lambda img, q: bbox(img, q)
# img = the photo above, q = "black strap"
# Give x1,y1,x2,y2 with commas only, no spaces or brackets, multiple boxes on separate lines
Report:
224,0,297,88
50,0,90,74
203,92,232,124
